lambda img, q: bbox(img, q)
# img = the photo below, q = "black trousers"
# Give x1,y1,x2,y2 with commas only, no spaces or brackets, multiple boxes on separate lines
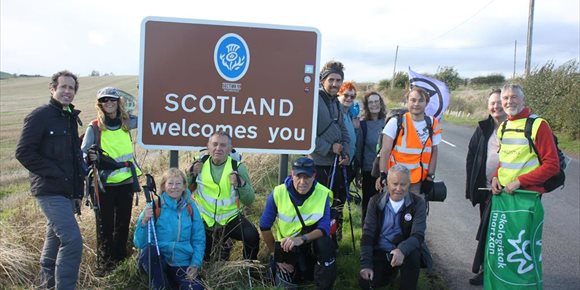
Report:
273,235,337,290
472,198,492,273
315,165,347,231
204,214,260,261
359,249,421,290
361,170,379,225
98,183,134,267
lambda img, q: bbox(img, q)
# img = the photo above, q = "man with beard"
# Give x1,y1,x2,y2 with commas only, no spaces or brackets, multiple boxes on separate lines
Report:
310,60,350,245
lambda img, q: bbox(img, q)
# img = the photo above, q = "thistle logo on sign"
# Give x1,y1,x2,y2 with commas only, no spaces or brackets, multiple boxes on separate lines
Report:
214,33,250,82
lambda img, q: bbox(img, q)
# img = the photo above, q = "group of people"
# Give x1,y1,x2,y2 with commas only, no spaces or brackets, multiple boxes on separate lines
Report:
15,64,561,290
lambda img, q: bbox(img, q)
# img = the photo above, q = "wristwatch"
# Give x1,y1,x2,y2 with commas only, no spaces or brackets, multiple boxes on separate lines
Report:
428,173,435,180
301,234,308,243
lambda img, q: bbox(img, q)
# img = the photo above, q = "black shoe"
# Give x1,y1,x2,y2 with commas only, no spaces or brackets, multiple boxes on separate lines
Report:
469,272,483,285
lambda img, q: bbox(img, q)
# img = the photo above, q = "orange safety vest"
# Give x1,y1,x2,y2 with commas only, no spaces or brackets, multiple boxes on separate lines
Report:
388,112,437,183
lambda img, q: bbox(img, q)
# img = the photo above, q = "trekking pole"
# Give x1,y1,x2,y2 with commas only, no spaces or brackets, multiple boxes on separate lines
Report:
232,172,252,288
329,154,339,190
342,164,356,252
143,174,163,289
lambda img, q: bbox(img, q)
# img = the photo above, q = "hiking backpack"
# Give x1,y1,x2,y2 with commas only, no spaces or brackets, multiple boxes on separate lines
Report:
366,109,433,178
499,115,567,192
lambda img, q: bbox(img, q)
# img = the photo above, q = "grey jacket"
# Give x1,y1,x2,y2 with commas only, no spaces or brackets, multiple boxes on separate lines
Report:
311,89,350,166
360,190,426,270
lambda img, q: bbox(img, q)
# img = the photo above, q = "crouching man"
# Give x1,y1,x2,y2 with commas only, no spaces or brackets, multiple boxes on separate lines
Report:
260,157,337,289
359,164,426,290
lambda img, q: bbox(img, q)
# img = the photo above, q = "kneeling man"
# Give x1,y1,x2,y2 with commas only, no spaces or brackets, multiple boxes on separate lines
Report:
360,164,426,290
260,157,336,289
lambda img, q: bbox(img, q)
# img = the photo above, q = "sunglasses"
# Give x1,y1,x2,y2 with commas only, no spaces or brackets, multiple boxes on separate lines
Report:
99,97,118,103
293,159,314,168
343,93,356,99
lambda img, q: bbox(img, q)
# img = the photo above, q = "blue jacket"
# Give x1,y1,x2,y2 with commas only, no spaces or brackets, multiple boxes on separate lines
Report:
134,191,205,268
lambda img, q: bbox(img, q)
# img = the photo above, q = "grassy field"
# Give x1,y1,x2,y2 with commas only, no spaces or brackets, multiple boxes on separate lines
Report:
1,75,575,289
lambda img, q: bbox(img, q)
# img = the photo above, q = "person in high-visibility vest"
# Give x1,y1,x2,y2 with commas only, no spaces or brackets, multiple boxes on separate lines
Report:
376,87,442,195
491,83,560,195
260,157,336,289
360,164,427,290
81,86,142,276
190,131,259,261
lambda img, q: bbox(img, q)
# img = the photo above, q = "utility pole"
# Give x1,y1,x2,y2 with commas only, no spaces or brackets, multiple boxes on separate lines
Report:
524,0,535,76
391,45,399,90
513,40,517,79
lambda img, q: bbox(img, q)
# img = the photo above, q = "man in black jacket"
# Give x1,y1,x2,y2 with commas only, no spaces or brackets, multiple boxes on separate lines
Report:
359,164,426,290
16,70,85,290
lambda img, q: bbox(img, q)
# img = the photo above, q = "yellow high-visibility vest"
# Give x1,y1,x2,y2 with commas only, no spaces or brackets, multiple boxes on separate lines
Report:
100,129,142,184
273,183,331,241
497,118,542,185
194,157,238,227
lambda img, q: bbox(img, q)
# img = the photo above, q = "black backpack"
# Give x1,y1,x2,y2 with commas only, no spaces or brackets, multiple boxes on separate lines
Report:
499,115,567,192
368,109,433,178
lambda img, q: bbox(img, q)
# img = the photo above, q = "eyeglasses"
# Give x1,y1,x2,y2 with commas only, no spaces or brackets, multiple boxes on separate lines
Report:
293,158,314,168
343,94,356,99
99,97,118,103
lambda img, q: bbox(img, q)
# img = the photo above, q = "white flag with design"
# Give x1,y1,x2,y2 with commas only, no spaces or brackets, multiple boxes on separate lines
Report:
408,67,450,120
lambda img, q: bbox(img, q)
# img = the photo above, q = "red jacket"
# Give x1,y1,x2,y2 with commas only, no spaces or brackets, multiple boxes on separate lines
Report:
495,107,560,194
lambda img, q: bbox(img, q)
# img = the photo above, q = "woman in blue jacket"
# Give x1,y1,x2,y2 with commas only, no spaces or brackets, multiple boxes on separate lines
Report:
134,168,205,290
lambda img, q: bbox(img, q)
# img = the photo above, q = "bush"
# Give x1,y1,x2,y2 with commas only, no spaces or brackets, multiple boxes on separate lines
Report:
515,60,579,140
470,74,505,86
435,66,462,90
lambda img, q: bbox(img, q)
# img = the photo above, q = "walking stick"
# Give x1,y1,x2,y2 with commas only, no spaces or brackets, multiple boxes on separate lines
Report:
342,164,356,252
142,174,163,289
232,172,253,288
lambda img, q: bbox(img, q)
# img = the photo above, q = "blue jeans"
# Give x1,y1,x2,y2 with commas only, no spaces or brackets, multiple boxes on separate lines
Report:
36,195,83,290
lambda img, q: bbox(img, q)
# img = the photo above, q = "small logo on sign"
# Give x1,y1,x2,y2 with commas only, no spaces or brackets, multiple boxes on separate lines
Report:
404,213,412,221
214,33,250,82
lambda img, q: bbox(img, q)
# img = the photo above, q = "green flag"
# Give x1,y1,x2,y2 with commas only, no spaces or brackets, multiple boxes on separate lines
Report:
484,189,544,290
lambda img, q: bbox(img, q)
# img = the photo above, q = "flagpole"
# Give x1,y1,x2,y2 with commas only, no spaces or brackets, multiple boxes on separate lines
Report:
391,45,399,90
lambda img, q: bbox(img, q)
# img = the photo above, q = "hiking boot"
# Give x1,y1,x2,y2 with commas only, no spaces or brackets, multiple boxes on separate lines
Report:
469,272,483,285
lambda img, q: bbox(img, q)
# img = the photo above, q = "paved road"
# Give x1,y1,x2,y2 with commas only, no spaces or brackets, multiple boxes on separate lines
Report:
426,121,580,290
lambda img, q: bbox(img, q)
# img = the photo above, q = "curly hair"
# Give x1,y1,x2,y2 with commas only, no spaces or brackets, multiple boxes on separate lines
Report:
320,60,345,81
361,91,387,120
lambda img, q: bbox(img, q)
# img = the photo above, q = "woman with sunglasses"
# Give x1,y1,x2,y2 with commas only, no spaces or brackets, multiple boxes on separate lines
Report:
81,87,142,276
335,81,362,242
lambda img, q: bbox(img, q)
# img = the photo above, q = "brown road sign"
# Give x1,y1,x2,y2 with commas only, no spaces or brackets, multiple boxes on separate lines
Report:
138,17,320,154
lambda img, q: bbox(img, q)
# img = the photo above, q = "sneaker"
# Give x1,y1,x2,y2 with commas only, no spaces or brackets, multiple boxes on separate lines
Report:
469,272,483,285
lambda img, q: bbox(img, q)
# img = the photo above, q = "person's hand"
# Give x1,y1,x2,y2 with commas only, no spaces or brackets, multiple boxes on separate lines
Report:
503,179,521,194
332,143,343,155
230,172,244,188
390,248,405,267
359,268,374,281
141,207,153,226
338,154,349,166
186,266,198,280
88,151,98,162
277,262,294,274
491,177,503,195
280,236,304,252
375,177,383,192
192,161,203,177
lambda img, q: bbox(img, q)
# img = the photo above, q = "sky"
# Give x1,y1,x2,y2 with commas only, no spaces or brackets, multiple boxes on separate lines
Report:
1,0,578,82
